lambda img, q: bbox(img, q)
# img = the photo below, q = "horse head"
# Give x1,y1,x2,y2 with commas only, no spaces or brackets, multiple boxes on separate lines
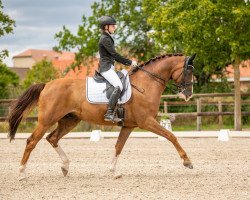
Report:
131,53,196,101
172,54,196,101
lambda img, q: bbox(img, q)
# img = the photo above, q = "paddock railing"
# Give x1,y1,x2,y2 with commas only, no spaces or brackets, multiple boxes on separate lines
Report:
159,93,250,130
1,93,250,130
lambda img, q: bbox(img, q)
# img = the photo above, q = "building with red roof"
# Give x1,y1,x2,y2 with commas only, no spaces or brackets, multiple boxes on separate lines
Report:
13,49,75,68
11,49,98,79
224,60,250,92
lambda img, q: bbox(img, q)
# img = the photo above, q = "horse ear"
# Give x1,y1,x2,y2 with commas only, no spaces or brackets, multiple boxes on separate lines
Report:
189,54,196,61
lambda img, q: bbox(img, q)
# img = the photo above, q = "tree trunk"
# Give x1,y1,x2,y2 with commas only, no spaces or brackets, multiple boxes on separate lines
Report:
233,59,242,131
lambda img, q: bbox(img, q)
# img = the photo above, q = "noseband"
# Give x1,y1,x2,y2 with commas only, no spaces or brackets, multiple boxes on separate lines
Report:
131,57,194,93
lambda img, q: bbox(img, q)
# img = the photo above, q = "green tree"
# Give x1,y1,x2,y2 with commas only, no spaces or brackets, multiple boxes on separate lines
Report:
54,0,159,72
143,0,250,130
23,60,59,88
0,62,19,98
54,0,235,89
0,0,15,61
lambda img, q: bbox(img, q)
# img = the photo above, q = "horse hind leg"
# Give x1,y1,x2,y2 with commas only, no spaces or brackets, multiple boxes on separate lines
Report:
19,123,50,181
46,113,80,176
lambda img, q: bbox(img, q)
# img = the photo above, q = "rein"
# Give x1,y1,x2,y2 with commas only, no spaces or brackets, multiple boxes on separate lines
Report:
135,65,167,86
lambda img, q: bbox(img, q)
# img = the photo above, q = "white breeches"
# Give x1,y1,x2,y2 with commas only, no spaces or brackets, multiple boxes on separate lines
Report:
100,66,123,91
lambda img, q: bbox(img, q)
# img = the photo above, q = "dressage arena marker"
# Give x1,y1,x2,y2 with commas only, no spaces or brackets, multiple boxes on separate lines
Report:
90,130,103,142
218,129,230,141
0,131,249,139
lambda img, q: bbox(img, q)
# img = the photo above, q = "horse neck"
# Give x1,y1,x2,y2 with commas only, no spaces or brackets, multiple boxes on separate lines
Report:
131,56,184,98
131,59,171,98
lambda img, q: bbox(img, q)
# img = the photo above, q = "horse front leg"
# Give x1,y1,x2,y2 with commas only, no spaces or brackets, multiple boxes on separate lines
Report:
141,117,193,169
110,126,134,178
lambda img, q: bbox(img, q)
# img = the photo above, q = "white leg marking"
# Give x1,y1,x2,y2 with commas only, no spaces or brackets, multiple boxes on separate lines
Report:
110,155,119,172
55,145,69,175
110,154,122,179
19,164,26,181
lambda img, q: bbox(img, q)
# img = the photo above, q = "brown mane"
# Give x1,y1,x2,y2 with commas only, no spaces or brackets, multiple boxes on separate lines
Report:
138,53,183,67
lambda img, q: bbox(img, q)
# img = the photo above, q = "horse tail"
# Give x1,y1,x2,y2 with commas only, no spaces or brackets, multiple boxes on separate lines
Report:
8,83,46,142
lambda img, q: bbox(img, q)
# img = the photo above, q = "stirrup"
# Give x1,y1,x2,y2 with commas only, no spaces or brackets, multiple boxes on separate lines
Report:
104,114,122,123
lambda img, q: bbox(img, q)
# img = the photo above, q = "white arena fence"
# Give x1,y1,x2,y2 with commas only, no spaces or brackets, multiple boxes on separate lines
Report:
0,131,250,139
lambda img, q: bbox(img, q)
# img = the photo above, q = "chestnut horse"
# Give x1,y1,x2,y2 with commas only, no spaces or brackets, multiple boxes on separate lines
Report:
8,53,196,180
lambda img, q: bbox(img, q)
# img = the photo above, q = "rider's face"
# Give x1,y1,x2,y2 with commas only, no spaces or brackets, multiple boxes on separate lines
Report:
107,24,117,34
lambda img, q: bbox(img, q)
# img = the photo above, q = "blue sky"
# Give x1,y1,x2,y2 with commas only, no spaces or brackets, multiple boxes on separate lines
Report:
0,0,98,66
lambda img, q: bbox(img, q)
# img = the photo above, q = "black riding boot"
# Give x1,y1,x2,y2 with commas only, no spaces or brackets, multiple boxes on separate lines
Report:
104,86,121,122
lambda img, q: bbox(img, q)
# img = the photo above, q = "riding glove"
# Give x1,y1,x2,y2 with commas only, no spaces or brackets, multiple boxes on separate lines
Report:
131,60,138,67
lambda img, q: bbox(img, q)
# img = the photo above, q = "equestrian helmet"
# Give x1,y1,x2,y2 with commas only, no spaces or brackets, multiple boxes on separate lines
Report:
99,16,116,29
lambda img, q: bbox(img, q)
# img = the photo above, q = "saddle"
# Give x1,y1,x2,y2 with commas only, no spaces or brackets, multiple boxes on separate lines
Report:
87,70,132,126
93,70,127,99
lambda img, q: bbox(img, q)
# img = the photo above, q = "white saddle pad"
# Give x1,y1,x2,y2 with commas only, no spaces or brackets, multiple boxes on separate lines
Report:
86,69,132,104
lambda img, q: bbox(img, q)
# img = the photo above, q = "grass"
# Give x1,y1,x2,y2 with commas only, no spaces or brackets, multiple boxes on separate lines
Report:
172,123,250,131
1,120,249,133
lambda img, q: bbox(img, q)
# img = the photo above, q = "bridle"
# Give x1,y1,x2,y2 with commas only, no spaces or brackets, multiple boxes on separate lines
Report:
172,60,194,93
130,57,194,94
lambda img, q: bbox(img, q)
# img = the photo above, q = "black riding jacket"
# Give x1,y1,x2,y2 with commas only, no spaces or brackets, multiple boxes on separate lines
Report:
98,32,132,73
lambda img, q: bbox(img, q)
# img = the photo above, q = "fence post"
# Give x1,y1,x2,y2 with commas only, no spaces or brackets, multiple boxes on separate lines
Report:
218,101,223,128
164,101,168,113
197,98,202,131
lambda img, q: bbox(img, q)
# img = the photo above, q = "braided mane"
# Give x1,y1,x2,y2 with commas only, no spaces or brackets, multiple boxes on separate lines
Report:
138,53,183,67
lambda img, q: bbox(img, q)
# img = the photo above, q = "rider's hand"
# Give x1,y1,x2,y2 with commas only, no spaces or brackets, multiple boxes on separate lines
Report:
131,60,138,68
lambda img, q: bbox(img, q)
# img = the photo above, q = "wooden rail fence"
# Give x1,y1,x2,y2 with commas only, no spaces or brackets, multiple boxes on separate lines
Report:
160,93,250,130
1,93,250,130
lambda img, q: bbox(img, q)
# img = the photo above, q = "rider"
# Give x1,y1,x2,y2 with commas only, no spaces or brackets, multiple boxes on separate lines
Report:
98,16,137,122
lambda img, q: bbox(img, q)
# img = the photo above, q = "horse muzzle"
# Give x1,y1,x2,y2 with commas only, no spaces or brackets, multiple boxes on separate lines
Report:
178,90,193,102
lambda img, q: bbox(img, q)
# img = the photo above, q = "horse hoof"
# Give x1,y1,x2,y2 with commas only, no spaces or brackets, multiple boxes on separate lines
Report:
19,174,27,181
183,161,193,169
114,173,122,179
109,166,115,172
61,167,68,176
